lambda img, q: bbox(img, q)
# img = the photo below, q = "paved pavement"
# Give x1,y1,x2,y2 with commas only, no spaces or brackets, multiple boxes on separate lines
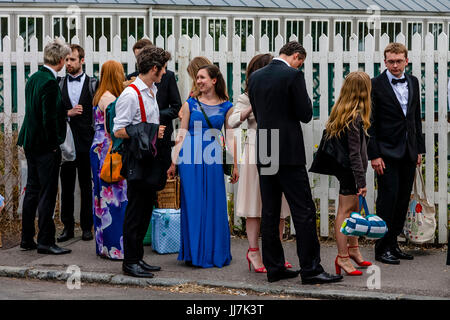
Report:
0,234,449,300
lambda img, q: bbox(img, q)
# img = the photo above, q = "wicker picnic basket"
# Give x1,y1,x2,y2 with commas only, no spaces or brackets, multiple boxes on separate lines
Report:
157,176,180,209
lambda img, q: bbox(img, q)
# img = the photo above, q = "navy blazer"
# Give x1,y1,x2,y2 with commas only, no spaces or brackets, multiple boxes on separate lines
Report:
248,59,313,166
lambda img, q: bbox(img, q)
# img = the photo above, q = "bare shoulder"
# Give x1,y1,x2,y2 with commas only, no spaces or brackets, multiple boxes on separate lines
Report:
98,91,117,111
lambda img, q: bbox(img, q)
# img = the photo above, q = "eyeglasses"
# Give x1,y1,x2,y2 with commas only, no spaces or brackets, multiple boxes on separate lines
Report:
386,59,406,65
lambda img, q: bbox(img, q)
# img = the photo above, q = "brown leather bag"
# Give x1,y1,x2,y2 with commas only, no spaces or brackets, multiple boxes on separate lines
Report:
100,83,147,184
100,143,125,183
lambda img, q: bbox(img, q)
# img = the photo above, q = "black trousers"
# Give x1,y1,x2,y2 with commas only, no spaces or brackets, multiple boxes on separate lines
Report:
375,154,416,255
258,165,325,279
60,152,93,232
123,179,156,264
21,149,61,246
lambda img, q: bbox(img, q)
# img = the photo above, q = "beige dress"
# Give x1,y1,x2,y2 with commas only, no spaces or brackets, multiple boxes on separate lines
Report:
228,93,291,218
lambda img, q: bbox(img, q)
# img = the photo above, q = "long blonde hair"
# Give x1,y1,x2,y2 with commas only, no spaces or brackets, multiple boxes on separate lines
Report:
325,71,372,139
187,56,212,96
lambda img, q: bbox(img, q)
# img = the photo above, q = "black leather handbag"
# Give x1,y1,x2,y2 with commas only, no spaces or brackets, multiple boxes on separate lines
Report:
309,129,350,175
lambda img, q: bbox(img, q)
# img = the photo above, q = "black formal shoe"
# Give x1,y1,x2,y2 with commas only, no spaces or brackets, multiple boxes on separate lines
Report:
267,269,300,283
138,260,161,272
302,272,343,285
375,250,400,265
20,241,37,251
37,244,72,255
57,229,74,243
81,230,93,241
391,245,414,260
123,263,154,278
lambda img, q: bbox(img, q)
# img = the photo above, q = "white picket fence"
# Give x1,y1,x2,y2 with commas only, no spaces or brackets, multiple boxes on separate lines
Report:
0,32,448,243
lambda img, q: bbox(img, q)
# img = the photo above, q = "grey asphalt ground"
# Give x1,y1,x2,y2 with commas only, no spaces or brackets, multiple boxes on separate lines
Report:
0,235,449,300
0,277,309,300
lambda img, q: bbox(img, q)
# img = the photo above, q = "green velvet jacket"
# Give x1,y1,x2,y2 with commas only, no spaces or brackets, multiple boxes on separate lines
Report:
17,66,66,153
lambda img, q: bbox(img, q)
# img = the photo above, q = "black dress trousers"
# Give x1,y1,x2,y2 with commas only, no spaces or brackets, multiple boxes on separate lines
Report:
258,165,324,279
123,179,156,264
60,151,93,232
375,154,416,254
21,149,61,246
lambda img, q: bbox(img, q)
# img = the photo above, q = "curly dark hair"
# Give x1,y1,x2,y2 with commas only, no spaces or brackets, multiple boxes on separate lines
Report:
279,41,306,59
137,46,171,75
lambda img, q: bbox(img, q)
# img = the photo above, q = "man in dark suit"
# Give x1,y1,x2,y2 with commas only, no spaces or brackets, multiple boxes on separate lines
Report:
368,43,425,265
127,39,182,152
17,39,72,255
248,41,342,284
57,44,98,242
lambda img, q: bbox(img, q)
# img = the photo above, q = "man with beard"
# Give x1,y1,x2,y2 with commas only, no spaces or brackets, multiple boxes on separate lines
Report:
57,44,98,243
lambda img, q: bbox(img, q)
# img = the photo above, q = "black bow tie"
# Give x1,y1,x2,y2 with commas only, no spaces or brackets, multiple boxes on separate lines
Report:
391,77,406,85
68,74,83,82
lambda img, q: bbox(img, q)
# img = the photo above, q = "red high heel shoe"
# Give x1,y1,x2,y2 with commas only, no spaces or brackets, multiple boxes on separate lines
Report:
348,245,372,267
246,248,267,273
335,255,363,276
284,261,293,268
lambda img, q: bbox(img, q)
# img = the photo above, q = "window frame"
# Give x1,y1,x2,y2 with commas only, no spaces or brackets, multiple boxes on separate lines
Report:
118,15,147,51
310,19,329,52
207,17,228,52
428,22,443,50
406,21,423,50
51,15,79,42
357,20,375,51
233,17,254,51
259,18,280,52
0,15,9,51
17,15,45,52
152,16,174,48
84,15,113,52
380,21,403,42
285,18,305,43
179,16,202,39
334,19,352,51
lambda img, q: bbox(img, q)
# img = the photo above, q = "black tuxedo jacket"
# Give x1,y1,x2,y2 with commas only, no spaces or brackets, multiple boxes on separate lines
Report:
127,70,181,146
60,75,97,153
248,60,313,166
367,70,425,162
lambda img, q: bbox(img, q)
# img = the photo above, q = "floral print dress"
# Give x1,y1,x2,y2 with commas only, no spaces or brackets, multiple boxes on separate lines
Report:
90,106,128,260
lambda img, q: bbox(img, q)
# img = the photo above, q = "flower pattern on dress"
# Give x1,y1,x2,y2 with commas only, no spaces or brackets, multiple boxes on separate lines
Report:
109,247,124,259
95,227,103,254
91,105,127,260
100,185,120,207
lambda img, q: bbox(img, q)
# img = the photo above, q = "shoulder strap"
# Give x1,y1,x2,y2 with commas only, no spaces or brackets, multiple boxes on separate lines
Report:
128,84,147,123
195,97,213,129
195,97,228,147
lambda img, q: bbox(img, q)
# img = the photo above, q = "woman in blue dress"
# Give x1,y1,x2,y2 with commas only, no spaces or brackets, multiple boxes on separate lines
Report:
168,64,239,268
90,60,128,260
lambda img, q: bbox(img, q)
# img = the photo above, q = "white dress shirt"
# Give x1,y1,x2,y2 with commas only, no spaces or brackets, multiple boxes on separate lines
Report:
43,64,57,79
67,72,86,108
386,70,409,116
113,76,160,132
273,57,291,68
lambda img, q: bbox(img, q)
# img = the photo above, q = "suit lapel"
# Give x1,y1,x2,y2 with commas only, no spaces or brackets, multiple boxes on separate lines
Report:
78,75,90,105
61,77,71,109
380,71,405,117
405,73,414,117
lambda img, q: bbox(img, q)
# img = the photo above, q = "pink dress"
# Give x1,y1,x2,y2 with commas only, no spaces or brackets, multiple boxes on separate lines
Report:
228,93,291,218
